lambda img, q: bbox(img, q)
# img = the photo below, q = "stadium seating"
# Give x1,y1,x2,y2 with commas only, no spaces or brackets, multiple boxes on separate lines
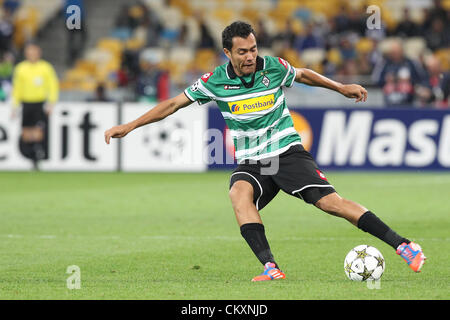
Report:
47,0,448,97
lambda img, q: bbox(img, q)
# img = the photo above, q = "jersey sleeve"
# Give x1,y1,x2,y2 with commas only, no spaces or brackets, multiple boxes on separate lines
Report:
272,56,297,88
184,72,215,105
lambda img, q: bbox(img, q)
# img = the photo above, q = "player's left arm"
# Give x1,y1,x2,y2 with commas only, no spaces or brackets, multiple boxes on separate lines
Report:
294,68,368,102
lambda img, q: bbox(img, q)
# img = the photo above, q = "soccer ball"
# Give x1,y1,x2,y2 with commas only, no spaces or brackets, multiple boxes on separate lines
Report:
344,245,385,281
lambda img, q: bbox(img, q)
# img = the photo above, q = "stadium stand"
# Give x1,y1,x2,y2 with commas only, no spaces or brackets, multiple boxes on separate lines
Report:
1,0,449,106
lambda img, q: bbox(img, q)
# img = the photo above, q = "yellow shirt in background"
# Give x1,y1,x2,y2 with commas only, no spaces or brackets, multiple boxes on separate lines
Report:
12,60,59,107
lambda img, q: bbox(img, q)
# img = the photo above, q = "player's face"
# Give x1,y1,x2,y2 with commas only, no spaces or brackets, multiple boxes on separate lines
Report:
25,45,41,63
225,33,258,77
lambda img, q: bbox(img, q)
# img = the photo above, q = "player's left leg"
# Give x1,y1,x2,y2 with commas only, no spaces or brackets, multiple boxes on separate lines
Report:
314,192,426,272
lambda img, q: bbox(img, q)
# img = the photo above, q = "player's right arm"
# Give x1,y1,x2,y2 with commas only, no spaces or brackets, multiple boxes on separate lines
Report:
104,92,192,144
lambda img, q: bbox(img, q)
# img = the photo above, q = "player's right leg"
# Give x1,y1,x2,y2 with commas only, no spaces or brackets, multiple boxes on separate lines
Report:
229,170,284,281
21,103,46,170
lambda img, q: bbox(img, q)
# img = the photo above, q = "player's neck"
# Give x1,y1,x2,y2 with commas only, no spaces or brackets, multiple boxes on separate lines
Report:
233,67,252,78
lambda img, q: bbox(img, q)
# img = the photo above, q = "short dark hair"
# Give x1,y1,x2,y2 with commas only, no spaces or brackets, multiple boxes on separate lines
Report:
222,21,255,51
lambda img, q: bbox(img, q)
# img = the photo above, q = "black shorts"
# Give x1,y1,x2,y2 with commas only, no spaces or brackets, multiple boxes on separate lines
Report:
229,144,335,210
22,102,46,127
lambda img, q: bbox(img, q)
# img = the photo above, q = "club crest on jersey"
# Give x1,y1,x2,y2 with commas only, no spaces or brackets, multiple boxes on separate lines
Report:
224,85,240,90
228,94,275,115
201,72,213,83
262,76,270,87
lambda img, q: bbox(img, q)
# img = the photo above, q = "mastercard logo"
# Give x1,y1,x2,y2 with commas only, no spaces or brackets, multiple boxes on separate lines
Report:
289,111,313,151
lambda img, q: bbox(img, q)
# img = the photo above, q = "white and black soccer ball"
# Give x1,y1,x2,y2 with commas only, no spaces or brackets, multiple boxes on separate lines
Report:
344,245,385,281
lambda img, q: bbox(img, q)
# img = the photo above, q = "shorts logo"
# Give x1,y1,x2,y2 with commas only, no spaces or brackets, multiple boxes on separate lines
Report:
316,169,328,181
228,94,275,114
201,72,213,83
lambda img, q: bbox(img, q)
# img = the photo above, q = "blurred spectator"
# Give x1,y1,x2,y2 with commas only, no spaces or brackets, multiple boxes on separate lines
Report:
372,40,424,87
0,51,14,101
255,19,272,49
372,41,425,106
381,69,414,107
338,34,356,61
144,8,163,47
425,18,449,51
416,55,450,108
273,18,298,48
65,0,88,65
112,4,133,40
334,5,366,36
423,0,449,31
0,8,14,54
114,4,132,29
394,9,422,38
3,0,20,13
87,83,112,102
135,52,169,103
333,4,352,34
197,18,215,49
116,61,131,87
175,23,190,48
293,22,325,51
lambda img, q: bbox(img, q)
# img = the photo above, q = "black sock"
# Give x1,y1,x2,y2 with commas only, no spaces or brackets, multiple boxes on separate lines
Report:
357,211,410,250
240,223,278,268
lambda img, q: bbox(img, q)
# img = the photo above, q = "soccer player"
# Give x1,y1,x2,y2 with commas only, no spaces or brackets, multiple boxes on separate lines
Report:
12,43,59,170
104,21,426,281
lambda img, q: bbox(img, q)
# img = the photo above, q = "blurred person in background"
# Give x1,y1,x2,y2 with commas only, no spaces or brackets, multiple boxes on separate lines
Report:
135,51,169,103
255,19,273,49
372,40,424,106
273,18,297,49
425,17,449,51
423,0,449,31
3,0,20,14
0,51,14,101
0,7,14,55
11,43,59,170
87,83,112,102
293,22,325,51
197,17,216,49
416,55,450,108
393,8,422,38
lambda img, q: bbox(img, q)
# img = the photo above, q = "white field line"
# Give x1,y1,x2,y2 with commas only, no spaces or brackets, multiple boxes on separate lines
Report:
1,234,449,242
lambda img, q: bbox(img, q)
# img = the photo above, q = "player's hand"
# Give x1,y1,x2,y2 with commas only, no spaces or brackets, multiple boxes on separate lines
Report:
45,103,55,116
104,124,131,144
10,108,18,120
339,84,368,103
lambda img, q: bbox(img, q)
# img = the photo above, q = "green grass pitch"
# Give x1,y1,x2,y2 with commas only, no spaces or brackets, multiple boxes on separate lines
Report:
0,171,448,300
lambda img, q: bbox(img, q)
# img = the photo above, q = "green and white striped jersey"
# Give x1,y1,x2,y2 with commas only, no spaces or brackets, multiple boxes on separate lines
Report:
184,55,302,163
